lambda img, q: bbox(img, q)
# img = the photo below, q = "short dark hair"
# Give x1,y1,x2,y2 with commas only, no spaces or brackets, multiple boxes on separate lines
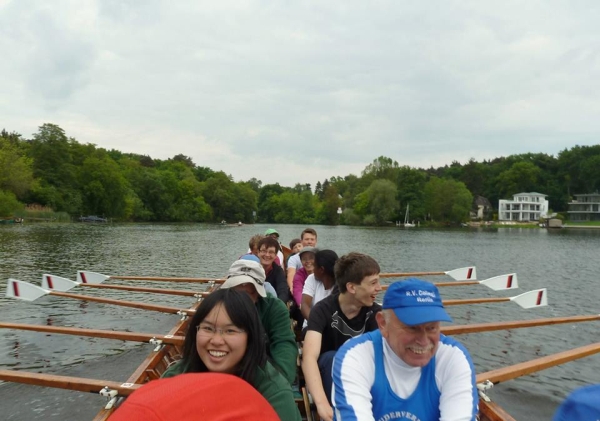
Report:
179,289,267,385
315,249,339,279
334,252,380,293
258,236,280,252
289,238,301,249
301,228,317,240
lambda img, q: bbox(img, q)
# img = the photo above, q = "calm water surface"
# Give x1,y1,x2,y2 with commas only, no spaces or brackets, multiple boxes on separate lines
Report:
1,223,599,420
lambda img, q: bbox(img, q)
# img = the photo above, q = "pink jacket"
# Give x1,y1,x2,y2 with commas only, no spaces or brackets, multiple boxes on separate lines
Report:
292,267,308,306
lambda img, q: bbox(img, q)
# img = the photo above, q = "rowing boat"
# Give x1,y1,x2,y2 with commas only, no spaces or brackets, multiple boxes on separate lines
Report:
1,269,599,420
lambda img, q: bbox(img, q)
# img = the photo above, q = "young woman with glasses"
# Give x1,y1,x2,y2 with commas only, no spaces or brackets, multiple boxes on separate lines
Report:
162,288,301,420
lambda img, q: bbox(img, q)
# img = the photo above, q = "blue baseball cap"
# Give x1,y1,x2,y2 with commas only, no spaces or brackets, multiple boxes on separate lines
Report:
382,278,452,326
553,384,600,421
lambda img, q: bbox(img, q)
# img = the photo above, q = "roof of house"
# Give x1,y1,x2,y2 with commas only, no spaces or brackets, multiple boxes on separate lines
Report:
474,196,492,207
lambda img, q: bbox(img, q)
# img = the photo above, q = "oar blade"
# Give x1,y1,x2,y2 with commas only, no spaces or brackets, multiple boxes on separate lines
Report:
480,273,518,291
42,274,79,292
5,279,49,301
510,288,548,309
77,270,109,284
445,266,476,281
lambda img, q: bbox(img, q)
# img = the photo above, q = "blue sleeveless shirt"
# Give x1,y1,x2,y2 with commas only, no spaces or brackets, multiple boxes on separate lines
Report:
370,330,440,421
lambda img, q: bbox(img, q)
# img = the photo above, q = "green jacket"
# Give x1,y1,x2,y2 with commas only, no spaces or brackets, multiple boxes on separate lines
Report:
163,360,301,421
257,293,298,385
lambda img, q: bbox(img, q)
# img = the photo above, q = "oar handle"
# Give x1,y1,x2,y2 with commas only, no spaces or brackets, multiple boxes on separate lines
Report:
0,370,141,395
0,322,185,345
443,315,600,335
382,280,479,290
49,291,188,314
82,283,207,297
380,271,444,278
443,297,509,306
109,275,225,283
476,342,600,384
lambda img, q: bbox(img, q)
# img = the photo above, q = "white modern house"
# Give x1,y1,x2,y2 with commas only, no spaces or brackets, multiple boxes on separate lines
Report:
498,192,549,221
567,192,600,221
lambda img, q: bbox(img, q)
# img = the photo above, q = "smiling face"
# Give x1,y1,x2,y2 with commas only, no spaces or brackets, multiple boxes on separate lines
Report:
348,273,382,307
301,233,317,247
377,310,440,367
196,303,248,374
300,252,315,274
258,245,277,268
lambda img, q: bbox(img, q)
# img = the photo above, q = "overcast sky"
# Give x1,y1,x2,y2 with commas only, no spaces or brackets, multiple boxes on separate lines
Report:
1,1,599,188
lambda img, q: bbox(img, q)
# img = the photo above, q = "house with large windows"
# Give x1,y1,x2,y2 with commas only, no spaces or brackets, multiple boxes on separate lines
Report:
498,192,549,221
567,192,600,221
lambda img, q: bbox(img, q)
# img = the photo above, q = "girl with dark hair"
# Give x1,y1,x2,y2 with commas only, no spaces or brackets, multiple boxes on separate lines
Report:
301,249,339,327
162,289,301,420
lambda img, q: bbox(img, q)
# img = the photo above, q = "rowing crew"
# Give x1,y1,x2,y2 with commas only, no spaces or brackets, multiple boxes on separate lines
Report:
110,250,480,421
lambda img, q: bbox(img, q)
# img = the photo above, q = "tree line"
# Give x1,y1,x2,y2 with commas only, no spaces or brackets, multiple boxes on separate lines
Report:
1,124,599,225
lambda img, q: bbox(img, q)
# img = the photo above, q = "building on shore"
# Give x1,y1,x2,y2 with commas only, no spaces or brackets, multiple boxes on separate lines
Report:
498,192,549,222
567,192,600,221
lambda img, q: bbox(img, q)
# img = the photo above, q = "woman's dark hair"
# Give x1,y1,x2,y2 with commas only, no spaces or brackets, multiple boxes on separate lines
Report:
258,236,281,252
315,249,338,279
179,289,267,385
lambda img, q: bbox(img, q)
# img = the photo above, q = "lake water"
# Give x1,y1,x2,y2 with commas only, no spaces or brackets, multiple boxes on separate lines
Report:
1,223,599,420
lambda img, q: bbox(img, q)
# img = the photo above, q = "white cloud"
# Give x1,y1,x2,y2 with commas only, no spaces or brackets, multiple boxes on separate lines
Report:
2,1,600,188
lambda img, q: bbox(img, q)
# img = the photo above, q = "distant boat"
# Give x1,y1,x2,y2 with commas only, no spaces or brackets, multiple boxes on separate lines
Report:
0,218,23,224
404,204,415,227
79,216,108,223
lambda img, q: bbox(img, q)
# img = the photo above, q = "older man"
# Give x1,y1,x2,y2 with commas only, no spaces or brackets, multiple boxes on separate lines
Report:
332,278,478,421
220,259,298,385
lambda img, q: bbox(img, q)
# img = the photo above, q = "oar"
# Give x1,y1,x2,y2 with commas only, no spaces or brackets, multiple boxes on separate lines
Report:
78,270,225,284
4,314,597,345
43,274,210,298
443,289,547,308
0,322,185,346
380,266,476,281
442,314,600,335
382,273,518,291
0,369,141,396
378,289,546,309
80,265,475,283
5,279,196,316
476,342,600,385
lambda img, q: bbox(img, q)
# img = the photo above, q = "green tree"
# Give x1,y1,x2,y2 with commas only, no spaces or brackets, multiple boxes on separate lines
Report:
79,156,129,218
424,177,473,224
0,190,24,216
0,137,35,199
496,161,542,199
361,179,397,225
318,184,342,224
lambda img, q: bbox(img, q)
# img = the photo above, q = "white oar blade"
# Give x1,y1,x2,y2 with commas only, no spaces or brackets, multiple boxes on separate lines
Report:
77,271,109,284
5,279,50,301
480,273,518,291
510,288,548,309
42,274,79,292
445,266,476,281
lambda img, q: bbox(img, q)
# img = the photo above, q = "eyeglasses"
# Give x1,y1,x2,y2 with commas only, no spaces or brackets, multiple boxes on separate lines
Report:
258,249,277,256
197,324,246,337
